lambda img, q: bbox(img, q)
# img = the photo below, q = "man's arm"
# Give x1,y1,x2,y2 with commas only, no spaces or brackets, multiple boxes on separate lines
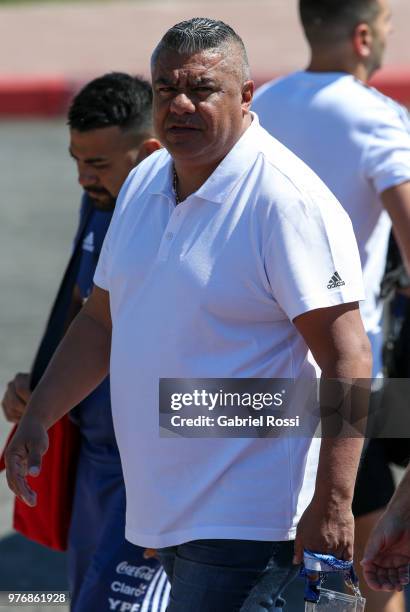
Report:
361,464,410,592
5,285,111,506
292,302,372,563
382,182,410,274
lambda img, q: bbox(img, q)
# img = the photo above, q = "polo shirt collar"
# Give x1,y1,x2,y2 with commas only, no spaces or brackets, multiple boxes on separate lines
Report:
149,112,261,205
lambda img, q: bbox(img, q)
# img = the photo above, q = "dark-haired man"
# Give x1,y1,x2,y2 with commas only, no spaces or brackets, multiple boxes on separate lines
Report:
1,73,167,611
5,20,372,611
253,1,410,610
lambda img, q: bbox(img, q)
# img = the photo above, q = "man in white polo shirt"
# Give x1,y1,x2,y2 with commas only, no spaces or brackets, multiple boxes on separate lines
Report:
5,18,371,611
253,1,410,609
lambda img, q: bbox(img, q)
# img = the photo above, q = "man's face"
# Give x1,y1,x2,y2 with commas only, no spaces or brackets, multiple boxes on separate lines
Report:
368,0,392,75
69,126,142,209
152,47,252,168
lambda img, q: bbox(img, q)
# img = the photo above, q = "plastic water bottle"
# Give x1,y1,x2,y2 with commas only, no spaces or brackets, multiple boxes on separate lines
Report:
302,551,366,611
305,588,366,610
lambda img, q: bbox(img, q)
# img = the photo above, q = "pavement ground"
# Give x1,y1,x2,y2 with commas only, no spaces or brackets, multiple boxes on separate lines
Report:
0,0,410,114
1,0,409,79
0,119,78,610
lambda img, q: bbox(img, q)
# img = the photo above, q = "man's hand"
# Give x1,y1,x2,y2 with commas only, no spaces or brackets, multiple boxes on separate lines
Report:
5,416,49,507
361,509,410,592
1,373,31,423
293,497,354,564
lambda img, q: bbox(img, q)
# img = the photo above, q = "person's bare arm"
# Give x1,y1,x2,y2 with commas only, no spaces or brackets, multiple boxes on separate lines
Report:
292,302,372,563
382,182,410,274
361,464,410,592
5,285,111,506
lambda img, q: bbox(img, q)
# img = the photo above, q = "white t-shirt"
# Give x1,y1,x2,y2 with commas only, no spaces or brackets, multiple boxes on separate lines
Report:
253,72,410,375
94,114,364,548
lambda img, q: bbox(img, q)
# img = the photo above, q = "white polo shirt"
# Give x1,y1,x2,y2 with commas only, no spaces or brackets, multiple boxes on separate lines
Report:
94,114,364,548
253,72,410,375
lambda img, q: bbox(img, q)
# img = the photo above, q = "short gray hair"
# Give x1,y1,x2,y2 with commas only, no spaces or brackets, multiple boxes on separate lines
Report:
151,17,250,82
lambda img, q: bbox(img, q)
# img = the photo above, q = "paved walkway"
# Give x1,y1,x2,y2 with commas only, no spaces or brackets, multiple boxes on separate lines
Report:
1,0,410,78
0,0,410,113
0,119,78,610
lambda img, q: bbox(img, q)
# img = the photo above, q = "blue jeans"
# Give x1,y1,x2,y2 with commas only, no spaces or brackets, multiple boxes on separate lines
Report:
157,539,298,611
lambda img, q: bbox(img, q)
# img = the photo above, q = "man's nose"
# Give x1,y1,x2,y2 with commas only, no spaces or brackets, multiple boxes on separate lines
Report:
169,93,196,115
78,168,98,188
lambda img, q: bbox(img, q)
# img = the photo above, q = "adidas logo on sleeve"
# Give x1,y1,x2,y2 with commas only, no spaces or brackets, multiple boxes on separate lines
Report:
327,271,345,289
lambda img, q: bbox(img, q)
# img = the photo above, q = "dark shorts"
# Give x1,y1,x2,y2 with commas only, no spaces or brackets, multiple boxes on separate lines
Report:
352,438,395,517
353,382,410,518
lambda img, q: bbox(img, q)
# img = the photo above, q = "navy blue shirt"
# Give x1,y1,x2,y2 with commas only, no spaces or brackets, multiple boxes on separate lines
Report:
70,207,120,463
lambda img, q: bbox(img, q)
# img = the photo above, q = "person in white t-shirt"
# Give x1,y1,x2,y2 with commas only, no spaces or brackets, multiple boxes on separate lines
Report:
5,18,372,612
253,1,410,610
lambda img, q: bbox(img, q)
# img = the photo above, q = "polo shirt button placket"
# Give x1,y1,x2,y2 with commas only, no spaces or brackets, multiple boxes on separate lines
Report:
159,197,189,259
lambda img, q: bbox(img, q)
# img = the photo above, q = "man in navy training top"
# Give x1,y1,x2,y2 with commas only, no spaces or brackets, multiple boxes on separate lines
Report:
1,72,168,611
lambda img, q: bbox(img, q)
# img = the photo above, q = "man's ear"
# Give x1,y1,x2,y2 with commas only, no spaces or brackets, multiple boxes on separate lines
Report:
352,23,372,59
242,80,254,111
136,138,162,163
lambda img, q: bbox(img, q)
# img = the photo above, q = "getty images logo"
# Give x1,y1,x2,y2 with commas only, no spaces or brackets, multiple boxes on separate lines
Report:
327,271,345,290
